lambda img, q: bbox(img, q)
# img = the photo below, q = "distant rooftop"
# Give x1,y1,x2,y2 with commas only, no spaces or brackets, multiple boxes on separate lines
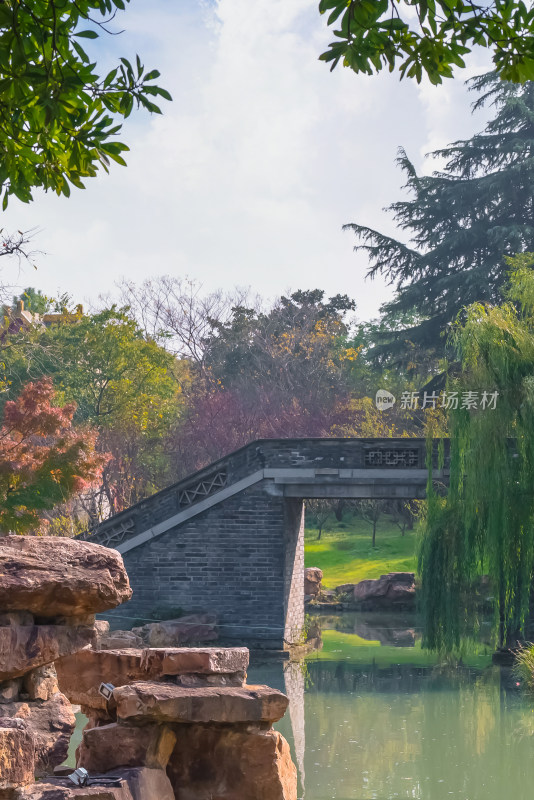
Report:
1,300,84,333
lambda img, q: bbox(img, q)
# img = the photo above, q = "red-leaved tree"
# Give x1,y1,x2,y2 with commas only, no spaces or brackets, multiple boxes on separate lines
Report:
168,386,354,478
0,379,108,533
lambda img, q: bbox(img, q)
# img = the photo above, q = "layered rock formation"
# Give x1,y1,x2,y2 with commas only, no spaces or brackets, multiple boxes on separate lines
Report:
57,646,297,799
0,536,131,617
0,535,132,797
0,535,297,800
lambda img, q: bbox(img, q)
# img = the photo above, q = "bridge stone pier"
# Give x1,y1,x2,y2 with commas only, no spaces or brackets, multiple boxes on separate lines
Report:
83,438,449,648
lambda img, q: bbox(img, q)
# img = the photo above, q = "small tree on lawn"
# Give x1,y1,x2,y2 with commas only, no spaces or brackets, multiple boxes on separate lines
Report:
392,500,418,536
356,500,387,549
307,499,334,541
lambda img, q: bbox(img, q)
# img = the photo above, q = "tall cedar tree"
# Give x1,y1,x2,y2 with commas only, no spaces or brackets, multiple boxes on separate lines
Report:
346,73,534,363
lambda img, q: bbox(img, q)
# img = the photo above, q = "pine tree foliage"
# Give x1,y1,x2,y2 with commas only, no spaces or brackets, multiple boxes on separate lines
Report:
345,73,534,361
419,255,534,651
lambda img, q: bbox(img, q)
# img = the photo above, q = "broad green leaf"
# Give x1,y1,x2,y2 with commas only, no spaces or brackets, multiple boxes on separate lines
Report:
75,30,99,39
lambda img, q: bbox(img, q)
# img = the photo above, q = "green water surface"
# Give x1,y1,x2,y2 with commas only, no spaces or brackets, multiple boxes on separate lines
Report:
68,612,534,800
248,613,534,800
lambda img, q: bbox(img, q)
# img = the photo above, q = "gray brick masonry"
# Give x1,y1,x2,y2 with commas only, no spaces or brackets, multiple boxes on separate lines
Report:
108,482,303,648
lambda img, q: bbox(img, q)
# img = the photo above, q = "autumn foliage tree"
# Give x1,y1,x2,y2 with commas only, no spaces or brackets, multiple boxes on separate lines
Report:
0,378,107,533
0,306,182,519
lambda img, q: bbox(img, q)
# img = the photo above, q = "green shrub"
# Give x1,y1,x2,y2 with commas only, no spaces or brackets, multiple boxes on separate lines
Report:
513,643,534,690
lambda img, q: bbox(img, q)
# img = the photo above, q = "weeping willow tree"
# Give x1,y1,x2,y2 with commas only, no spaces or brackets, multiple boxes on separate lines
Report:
419,255,534,651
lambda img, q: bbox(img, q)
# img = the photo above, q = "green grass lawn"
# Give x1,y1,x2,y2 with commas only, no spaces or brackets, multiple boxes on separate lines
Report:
304,514,418,589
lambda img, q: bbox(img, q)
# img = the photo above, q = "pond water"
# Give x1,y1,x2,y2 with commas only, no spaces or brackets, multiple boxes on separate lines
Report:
67,612,534,800
248,612,534,800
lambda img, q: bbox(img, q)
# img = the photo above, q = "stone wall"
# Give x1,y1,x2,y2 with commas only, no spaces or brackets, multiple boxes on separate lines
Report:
111,484,303,647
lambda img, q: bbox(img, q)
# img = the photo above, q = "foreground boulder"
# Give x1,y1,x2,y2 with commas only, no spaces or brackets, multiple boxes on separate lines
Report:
0,624,95,681
77,723,177,772
56,649,146,712
23,665,60,702
167,725,297,800
140,646,248,685
11,782,130,799
0,535,132,616
10,767,175,799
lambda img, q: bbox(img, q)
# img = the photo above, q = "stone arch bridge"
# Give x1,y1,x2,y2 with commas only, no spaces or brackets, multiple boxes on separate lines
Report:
82,438,449,648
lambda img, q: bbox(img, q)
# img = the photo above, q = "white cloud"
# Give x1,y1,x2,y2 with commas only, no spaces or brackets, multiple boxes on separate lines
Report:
1,0,489,319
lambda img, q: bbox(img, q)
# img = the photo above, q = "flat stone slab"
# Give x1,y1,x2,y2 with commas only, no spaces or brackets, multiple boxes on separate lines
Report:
114,682,288,725
12,768,175,800
56,649,145,710
12,782,133,799
0,625,95,681
0,536,131,617
113,767,175,800
56,647,250,710
140,647,249,678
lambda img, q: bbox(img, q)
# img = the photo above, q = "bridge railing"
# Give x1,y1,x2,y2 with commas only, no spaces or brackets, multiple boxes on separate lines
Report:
80,437,450,549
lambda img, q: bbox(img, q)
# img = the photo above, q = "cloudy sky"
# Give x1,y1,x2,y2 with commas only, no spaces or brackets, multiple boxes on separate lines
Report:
2,0,492,320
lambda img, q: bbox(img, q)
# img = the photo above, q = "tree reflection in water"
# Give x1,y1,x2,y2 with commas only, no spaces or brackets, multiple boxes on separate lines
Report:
249,620,534,800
